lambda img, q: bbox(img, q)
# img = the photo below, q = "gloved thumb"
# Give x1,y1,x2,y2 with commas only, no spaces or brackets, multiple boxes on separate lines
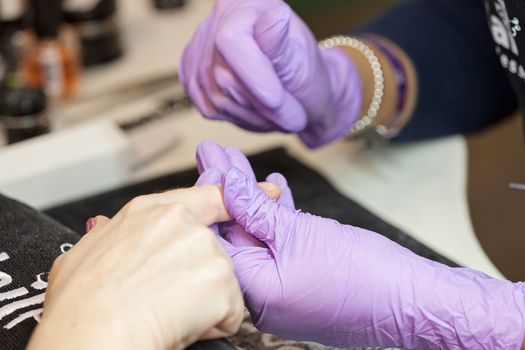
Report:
254,3,293,65
223,167,300,248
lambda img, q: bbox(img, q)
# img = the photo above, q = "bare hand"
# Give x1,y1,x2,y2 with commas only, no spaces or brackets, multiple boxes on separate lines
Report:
28,184,280,350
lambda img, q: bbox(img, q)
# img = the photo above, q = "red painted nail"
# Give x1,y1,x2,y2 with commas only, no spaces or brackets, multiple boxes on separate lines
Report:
85,218,96,232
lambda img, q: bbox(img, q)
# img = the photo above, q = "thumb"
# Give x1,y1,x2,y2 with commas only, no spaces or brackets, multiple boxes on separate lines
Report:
222,167,299,248
254,3,292,65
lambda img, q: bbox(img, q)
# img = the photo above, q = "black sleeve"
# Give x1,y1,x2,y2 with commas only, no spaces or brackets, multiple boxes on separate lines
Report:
358,0,519,141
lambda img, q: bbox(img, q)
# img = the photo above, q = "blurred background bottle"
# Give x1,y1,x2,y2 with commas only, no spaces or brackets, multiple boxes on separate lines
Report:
63,0,123,67
0,0,31,89
22,0,80,100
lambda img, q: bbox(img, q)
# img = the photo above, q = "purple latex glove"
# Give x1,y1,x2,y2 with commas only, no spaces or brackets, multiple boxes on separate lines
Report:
195,140,295,248
180,0,362,148
213,167,525,349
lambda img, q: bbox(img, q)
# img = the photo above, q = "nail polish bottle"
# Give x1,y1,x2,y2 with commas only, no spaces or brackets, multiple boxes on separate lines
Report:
0,87,49,144
63,0,123,67
22,0,80,100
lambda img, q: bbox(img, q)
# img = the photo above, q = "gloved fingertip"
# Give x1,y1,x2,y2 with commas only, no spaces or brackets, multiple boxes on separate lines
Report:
196,140,216,173
265,172,288,187
196,140,230,174
224,147,257,180
222,222,266,248
265,172,295,209
195,168,222,186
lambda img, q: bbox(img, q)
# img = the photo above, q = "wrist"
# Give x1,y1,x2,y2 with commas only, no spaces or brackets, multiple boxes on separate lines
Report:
298,47,362,148
364,35,418,136
322,47,363,140
336,35,418,142
28,303,160,350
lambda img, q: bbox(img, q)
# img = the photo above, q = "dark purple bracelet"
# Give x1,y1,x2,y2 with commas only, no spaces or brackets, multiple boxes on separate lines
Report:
364,35,409,137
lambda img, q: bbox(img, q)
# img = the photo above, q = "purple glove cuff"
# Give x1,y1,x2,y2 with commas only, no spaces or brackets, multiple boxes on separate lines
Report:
299,47,362,148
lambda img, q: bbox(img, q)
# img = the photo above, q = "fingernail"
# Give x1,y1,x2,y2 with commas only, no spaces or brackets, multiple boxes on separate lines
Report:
258,182,279,193
85,218,96,232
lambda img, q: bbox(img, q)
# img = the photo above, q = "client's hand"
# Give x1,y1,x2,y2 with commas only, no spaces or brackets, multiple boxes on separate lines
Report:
28,185,278,350
196,141,525,350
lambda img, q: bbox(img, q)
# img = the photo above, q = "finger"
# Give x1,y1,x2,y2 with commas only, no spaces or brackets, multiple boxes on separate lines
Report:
198,283,245,340
114,185,229,227
249,4,309,132
116,174,281,228
213,49,305,133
180,17,217,118
196,140,231,174
223,167,298,246
206,92,276,132
224,147,256,180
215,5,285,110
221,222,266,248
199,302,244,340
265,173,295,209
213,64,278,131
255,92,308,133
157,185,231,226
196,168,277,245
85,215,111,233
122,181,280,227
213,63,252,109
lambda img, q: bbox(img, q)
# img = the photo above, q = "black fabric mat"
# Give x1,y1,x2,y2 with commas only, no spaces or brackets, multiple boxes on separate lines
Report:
45,147,456,267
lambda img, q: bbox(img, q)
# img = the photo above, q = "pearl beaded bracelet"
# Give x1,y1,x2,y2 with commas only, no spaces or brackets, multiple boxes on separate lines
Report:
318,36,386,139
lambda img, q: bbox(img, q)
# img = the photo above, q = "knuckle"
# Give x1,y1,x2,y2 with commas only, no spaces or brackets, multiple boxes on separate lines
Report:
159,203,191,220
125,195,150,212
210,256,235,279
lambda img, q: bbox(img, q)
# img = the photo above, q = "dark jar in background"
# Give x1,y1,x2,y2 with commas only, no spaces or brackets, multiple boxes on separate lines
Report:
63,0,123,67
0,87,50,144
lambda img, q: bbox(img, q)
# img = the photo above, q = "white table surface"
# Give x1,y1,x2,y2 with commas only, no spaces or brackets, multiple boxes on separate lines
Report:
0,0,503,279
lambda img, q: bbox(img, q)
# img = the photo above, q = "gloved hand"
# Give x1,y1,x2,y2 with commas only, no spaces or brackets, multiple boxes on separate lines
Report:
195,142,525,350
195,140,295,248
180,0,362,148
